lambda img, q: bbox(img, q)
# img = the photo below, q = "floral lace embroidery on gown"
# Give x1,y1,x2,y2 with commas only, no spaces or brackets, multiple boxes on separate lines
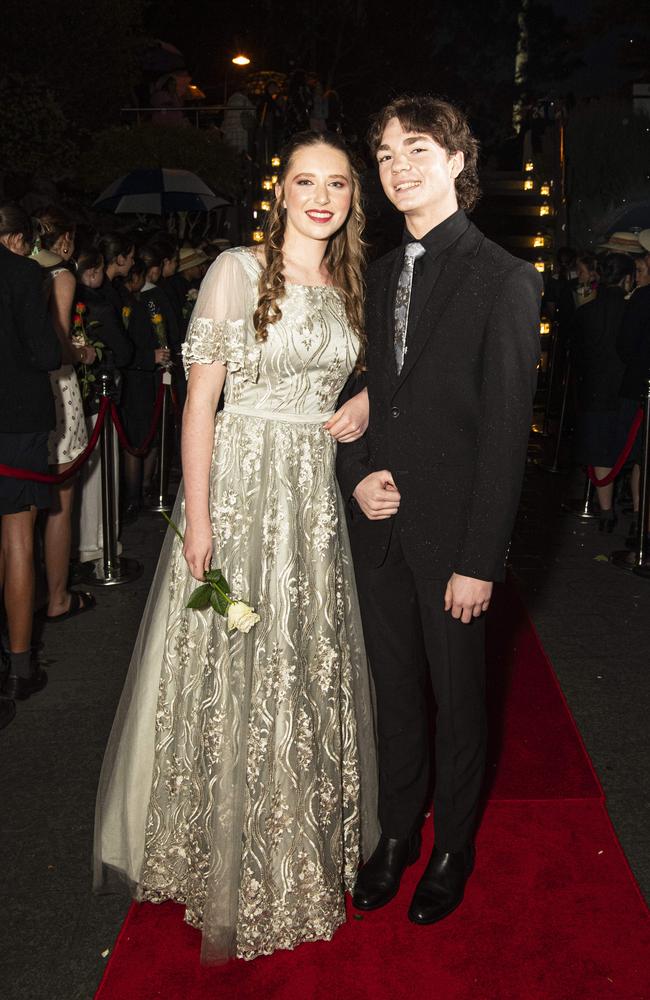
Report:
94,247,379,963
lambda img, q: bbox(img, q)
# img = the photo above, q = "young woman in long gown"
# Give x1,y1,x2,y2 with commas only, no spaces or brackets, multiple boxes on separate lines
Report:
94,131,379,963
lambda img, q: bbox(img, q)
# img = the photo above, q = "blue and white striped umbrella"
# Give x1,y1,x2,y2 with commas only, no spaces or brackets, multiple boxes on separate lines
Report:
94,168,230,214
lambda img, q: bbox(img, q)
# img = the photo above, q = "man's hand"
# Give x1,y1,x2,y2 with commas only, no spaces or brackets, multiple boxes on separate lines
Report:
353,471,401,520
444,573,493,624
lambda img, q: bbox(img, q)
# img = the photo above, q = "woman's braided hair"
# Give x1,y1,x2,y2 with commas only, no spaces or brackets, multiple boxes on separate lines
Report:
253,130,367,367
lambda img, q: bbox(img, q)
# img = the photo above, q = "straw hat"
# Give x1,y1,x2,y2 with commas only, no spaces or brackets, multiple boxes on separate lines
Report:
177,246,209,272
597,231,644,254
637,230,650,253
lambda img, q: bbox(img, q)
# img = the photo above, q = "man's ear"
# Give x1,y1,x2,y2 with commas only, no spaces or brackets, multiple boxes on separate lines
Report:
450,151,465,179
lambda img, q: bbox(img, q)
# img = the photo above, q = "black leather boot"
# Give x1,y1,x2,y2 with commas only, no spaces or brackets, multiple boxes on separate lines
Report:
0,697,16,729
2,666,48,701
408,843,475,925
353,831,421,911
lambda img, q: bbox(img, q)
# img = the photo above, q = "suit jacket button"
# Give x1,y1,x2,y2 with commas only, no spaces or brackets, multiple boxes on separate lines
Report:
391,406,400,418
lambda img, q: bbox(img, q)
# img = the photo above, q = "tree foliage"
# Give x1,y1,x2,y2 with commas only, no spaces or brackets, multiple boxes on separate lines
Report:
1,0,147,132
0,75,77,178
78,124,242,197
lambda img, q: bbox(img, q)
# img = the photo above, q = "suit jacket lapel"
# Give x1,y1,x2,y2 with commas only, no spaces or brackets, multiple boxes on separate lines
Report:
393,225,482,390
369,247,401,363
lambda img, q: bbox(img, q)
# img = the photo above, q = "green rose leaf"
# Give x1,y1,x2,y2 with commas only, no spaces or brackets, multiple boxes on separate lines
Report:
209,587,229,616
204,569,230,592
186,583,212,610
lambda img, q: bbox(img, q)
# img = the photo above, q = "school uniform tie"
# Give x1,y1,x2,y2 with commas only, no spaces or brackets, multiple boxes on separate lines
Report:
394,241,426,375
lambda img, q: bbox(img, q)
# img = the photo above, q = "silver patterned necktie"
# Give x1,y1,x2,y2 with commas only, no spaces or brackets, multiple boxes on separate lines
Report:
394,241,426,374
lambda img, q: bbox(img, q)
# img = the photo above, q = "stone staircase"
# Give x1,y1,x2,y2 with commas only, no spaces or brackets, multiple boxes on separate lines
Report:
472,167,557,276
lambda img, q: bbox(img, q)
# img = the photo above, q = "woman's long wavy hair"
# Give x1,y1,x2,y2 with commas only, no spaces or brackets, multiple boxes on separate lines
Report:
253,131,367,367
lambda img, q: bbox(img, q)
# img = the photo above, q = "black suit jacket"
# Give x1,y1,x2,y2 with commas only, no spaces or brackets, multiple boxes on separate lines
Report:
570,286,626,412
337,221,542,582
0,245,61,433
617,285,650,402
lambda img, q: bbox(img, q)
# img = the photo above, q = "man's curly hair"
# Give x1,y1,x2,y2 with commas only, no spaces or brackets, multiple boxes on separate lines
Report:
368,95,480,213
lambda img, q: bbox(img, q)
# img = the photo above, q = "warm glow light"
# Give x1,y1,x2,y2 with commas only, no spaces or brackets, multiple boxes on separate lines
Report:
539,204,550,217
261,178,273,190
270,174,278,184
232,54,251,66
525,161,534,172
540,183,550,196
252,229,264,243
540,321,551,334
271,156,281,167
260,200,271,212
533,236,545,248
535,261,546,273
524,178,534,191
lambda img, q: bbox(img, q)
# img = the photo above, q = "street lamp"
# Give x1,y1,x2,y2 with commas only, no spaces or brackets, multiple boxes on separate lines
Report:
224,53,251,103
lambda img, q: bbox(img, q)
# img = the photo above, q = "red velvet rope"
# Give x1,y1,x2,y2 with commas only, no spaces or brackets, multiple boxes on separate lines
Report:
0,397,111,485
587,406,644,487
109,380,166,458
0,375,171,482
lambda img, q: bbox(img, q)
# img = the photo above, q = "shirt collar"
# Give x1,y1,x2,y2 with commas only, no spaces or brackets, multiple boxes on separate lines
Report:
402,208,469,257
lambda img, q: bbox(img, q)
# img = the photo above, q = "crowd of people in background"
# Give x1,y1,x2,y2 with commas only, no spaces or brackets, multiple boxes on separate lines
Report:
0,201,215,730
543,231,650,536
150,67,344,162
2,181,649,735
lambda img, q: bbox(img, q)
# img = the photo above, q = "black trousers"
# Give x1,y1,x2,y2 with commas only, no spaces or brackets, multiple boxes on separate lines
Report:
352,526,487,851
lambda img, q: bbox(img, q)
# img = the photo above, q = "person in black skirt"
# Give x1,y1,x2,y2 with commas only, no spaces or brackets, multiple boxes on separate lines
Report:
119,248,171,519
0,204,61,726
571,252,634,529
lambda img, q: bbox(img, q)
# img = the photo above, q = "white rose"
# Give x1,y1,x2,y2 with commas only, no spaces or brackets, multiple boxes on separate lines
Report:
227,601,260,633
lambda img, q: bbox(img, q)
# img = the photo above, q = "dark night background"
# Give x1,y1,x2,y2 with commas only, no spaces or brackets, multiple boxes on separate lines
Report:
1,0,649,252
1,5,650,1000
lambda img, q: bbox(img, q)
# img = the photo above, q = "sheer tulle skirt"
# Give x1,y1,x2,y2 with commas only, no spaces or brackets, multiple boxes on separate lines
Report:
94,414,379,962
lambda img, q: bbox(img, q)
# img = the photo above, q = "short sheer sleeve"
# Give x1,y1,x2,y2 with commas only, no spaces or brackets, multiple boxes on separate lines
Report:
182,250,261,382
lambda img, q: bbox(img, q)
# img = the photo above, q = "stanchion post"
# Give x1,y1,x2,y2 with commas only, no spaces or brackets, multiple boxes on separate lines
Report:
542,322,561,436
79,373,142,587
611,375,650,575
535,346,571,474
145,370,174,514
532,321,558,437
633,376,650,577
561,473,598,519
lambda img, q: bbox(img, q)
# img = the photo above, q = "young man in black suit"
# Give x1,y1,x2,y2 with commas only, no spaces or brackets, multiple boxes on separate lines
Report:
337,96,541,924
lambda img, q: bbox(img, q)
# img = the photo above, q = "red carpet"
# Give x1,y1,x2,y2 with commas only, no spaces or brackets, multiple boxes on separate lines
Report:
95,583,650,1000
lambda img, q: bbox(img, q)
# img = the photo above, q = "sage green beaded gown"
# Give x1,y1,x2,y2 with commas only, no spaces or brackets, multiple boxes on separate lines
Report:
94,247,379,963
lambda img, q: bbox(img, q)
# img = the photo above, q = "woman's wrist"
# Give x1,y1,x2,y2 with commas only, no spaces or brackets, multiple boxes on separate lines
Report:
184,512,212,533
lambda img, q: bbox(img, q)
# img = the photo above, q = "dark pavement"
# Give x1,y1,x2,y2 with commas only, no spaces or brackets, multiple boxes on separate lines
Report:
1,450,649,1000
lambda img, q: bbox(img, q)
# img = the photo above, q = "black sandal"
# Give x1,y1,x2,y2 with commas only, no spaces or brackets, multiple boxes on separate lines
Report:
44,591,96,623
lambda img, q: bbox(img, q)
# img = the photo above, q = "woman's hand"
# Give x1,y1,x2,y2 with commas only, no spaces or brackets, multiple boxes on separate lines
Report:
183,520,213,581
324,387,369,442
78,344,97,365
155,347,172,365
